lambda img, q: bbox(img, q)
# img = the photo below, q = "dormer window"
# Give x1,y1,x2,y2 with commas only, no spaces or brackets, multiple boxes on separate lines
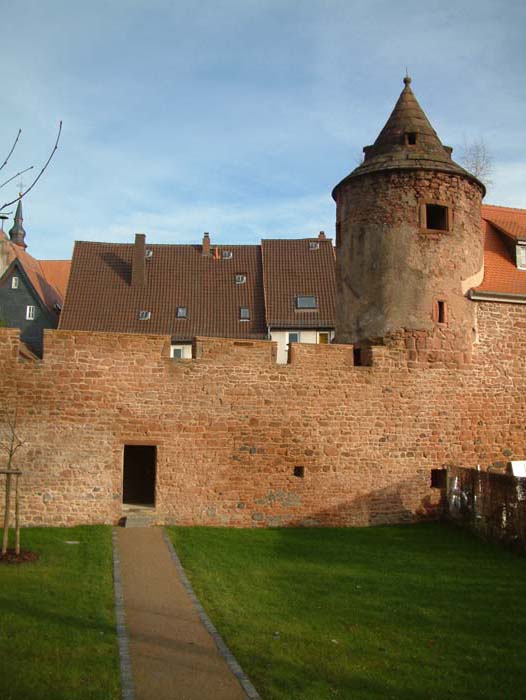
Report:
516,243,526,271
11,276,19,289
235,274,246,284
239,307,250,321
296,295,317,310
138,310,151,320
145,249,153,259
405,132,417,145
222,250,233,260
309,241,320,250
176,306,188,319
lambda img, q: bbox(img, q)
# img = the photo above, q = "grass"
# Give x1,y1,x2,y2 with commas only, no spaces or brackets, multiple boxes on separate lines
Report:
167,522,526,700
0,526,120,700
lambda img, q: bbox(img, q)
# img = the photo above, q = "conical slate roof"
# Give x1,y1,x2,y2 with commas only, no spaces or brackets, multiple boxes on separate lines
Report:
333,76,485,196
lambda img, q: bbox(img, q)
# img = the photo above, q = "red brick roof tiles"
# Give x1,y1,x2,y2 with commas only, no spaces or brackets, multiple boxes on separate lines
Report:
475,205,526,297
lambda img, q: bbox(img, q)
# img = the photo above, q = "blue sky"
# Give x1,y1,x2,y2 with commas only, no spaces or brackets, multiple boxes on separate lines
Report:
1,0,524,260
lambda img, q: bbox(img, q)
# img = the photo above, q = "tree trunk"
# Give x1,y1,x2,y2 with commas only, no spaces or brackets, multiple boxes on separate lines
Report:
2,472,13,555
15,474,20,556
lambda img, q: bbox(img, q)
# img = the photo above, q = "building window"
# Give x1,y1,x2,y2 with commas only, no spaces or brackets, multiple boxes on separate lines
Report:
176,307,187,319
239,307,250,321
26,305,35,320
309,241,319,250
296,295,317,310
425,204,449,231
235,274,246,284
170,346,183,359
222,250,233,260
438,300,446,324
516,244,526,270
318,332,330,344
336,221,341,248
138,310,151,320
288,331,300,345
11,276,19,289
293,466,305,478
405,132,417,145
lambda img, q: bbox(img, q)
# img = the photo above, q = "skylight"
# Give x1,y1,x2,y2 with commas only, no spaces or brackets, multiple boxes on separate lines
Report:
239,307,250,320
176,306,188,319
138,310,151,320
296,296,317,310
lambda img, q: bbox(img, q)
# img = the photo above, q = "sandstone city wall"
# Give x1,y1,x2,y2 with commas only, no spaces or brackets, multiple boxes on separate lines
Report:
0,300,525,528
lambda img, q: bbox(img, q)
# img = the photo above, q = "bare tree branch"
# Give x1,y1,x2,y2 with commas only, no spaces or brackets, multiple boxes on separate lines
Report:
459,137,494,189
0,121,62,212
0,129,22,173
0,166,34,191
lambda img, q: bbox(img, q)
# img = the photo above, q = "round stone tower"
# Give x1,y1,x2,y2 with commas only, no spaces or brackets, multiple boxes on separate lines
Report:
332,76,485,365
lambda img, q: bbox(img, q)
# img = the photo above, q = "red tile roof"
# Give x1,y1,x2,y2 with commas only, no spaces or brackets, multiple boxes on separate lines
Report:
474,205,526,297
60,240,268,339
261,238,336,327
0,236,70,314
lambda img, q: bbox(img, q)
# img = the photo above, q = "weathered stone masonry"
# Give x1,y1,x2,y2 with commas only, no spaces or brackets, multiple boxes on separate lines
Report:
1,298,525,528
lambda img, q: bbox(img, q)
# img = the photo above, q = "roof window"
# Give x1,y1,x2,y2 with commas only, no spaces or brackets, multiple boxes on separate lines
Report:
176,306,188,319
138,310,151,320
239,307,250,321
11,276,19,289
235,274,246,284
405,132,417,145
309,241,320,250
145,249,153,259
516,244,526,271
222,250,233,260
296,295,317,310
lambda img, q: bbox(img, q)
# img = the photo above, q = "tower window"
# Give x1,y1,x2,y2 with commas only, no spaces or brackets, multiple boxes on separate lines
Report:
425,204,449,231
336,221,341,248
437,300,446,324
406,132,417,145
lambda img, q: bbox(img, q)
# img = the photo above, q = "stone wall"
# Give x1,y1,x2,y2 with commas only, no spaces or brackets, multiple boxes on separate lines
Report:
0,299,525,528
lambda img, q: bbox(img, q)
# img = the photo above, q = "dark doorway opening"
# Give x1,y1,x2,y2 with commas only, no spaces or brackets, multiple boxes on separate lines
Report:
122,445,156,506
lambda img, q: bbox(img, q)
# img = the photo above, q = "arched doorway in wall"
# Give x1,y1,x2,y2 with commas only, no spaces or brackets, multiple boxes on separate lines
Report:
122,445,156,507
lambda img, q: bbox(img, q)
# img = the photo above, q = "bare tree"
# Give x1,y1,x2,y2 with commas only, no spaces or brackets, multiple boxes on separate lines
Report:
0,122,62,212
1,409,24,556
459,137,494,190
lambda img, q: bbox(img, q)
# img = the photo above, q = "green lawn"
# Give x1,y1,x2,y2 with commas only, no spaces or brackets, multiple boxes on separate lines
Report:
0,526,120,700
167,522,526,700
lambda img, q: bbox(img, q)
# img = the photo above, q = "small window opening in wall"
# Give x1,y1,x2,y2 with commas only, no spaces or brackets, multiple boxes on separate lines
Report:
293,466,305,478
26,305,35,321
170,346,183,359
11,276,19,289
353,347,363,366
426,204,449,231
438,300,446,324
431,469,447,489
336,221,341,248
406,132,417,145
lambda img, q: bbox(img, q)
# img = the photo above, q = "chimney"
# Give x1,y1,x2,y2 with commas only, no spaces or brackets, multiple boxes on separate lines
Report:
132,233,146,287
202,232,210,256
318,231,326,240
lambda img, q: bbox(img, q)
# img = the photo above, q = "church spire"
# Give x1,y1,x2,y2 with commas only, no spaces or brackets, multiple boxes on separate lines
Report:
9,198,27,249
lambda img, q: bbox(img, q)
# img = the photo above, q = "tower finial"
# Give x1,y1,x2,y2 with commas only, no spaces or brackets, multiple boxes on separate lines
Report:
403,71,412,86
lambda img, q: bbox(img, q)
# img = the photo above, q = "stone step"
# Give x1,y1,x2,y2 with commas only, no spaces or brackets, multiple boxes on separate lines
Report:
124,514,154,528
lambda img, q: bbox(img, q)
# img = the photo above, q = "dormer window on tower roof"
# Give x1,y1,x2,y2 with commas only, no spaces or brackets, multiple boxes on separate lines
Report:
405,132,417,145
